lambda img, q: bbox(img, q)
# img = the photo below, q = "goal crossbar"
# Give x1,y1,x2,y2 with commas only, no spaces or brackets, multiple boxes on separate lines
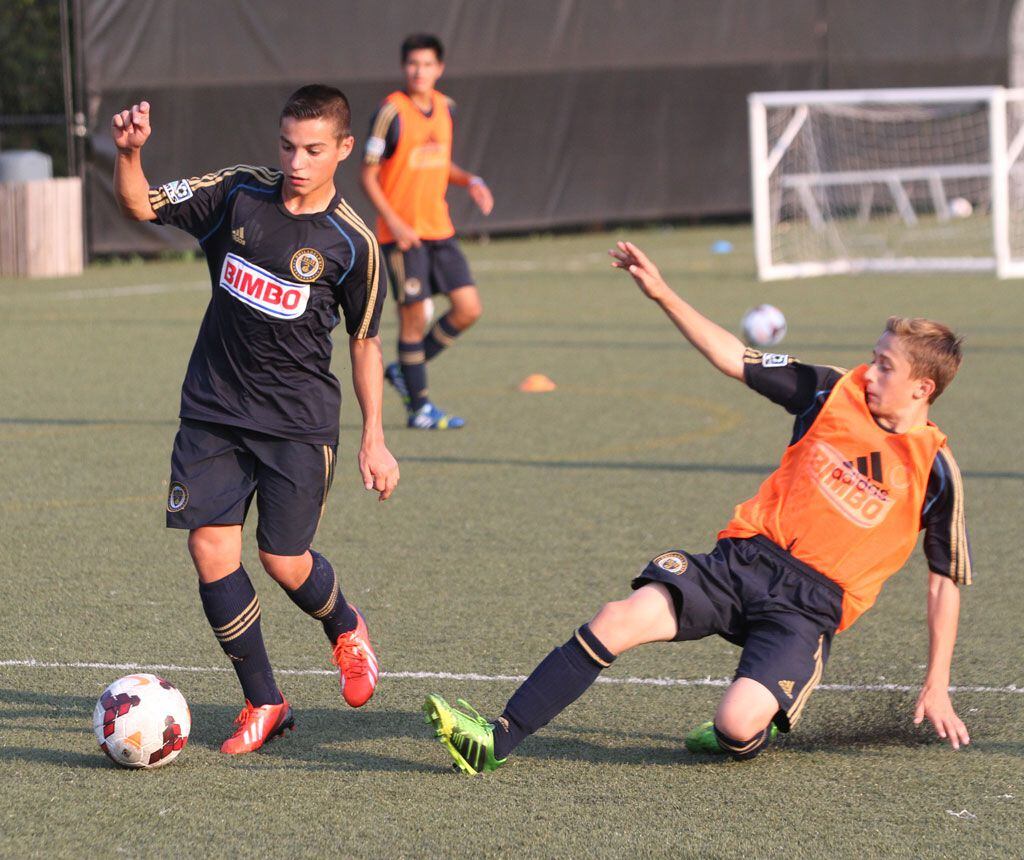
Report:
749,86,1024,280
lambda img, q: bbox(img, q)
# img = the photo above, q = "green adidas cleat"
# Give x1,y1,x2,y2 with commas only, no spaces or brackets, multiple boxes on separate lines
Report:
422,694,507,775
684,720,778,754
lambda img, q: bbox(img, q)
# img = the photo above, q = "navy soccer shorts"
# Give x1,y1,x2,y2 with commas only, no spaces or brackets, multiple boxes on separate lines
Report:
165,418,336,556
382,237,474,305
632,535,843,731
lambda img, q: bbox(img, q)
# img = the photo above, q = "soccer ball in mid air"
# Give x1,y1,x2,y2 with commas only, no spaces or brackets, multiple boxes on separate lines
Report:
741,304,787,347
93,674,191,769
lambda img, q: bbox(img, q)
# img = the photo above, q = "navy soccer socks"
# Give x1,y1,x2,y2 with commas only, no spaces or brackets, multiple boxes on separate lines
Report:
282,550,358,642
399,314,464,411
423,313,462,361
199,566,282,707
398,340,429,411
714,723,773,761
492,624,616,760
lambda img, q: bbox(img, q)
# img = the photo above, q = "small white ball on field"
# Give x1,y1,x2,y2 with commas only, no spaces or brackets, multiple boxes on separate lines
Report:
741,304,787,347
949,197,973,219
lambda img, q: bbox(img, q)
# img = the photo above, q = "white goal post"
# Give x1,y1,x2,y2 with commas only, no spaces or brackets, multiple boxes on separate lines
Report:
749,86,1024,280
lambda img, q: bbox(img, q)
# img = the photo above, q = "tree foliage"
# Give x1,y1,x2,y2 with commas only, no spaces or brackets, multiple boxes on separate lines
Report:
0,0,68,175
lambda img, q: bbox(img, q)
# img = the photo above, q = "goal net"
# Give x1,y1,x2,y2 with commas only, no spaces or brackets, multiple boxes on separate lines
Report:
749,86,1024,279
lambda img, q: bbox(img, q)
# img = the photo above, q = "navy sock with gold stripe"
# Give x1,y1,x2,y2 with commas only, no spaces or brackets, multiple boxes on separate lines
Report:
399,340,429,411
423,313,461,361
283,550,358,643
199,566,282,707
493,623,616,759
713,724,772,761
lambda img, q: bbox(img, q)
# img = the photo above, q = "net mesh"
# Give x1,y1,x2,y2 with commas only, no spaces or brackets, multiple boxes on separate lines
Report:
765,99,993,268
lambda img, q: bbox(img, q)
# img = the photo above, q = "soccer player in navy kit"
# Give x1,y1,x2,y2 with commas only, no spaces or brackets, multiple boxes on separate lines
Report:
111,87,399,753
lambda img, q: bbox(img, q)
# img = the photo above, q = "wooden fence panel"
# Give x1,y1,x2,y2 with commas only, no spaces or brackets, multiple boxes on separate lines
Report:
0,178,84,278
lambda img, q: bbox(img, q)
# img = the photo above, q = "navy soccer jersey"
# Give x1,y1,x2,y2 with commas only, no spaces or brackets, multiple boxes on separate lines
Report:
148,165,385,444
742,348,972,583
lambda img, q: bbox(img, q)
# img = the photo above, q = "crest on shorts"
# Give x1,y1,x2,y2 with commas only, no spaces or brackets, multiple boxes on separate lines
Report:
653,552,687,575
289,248,325,283
167,482,189,513
404,277,422,297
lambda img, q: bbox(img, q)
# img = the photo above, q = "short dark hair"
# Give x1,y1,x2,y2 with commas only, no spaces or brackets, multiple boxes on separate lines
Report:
280,84,351,138
401,33,444,63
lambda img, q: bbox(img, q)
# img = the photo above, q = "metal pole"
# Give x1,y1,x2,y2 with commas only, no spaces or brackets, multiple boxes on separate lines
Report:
59,0,76,176
71,0,89,262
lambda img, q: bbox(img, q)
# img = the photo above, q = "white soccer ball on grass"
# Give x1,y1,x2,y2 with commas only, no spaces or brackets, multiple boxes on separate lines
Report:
92,673,191,769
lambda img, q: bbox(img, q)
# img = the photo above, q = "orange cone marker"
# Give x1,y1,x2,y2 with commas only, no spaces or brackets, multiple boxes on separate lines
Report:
518,373,557,392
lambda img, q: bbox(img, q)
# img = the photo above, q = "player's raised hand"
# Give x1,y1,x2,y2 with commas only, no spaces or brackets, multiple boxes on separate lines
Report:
914,684,970,750
111,101,152,152
358,439,400,501
468,177,493,216
609,241,670,301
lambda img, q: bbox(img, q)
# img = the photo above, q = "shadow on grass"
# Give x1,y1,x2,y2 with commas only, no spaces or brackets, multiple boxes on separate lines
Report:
509,695,996,766
0,417,177,427
400,454,1024,482
2,418,1021,481
0,686,433,774
472,337,1024,357
0,417,406,435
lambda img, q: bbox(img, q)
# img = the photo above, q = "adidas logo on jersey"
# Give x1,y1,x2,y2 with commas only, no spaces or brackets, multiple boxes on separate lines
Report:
219,252,309,320
232,227,245,246
806,440,895,529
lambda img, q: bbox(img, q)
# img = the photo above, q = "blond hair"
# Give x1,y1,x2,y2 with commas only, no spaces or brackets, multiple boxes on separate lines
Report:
885,317,963,403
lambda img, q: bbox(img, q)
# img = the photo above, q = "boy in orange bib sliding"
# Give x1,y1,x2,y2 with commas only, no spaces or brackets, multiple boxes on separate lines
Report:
424,241,972,774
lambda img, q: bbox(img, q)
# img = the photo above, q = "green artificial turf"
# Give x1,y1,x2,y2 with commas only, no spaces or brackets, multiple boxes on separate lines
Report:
1,224,1021,857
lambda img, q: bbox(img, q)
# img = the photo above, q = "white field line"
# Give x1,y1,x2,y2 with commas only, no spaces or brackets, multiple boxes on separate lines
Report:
6,255,611,304
25,258,593,303
53,282,208,300
0,659,1020,695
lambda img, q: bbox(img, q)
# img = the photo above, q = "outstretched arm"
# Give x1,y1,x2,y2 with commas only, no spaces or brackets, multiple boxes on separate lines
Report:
914,572,970,749
111,101,157,221
610,241,745,380
349,335,399,501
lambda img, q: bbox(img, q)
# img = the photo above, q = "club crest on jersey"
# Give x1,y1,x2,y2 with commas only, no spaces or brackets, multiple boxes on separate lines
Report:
653,552,688,575
219,252,309,320
806,440,896,528
161,179,194,204
289,248,325,283
167,482,189,512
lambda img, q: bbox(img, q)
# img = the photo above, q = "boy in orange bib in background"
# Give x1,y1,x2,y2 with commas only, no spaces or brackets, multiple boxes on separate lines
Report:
361,34,494,430
423,241,972,774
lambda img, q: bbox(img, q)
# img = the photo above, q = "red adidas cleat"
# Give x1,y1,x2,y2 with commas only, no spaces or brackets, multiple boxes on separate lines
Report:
220,697,294,755
332,609,379,707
